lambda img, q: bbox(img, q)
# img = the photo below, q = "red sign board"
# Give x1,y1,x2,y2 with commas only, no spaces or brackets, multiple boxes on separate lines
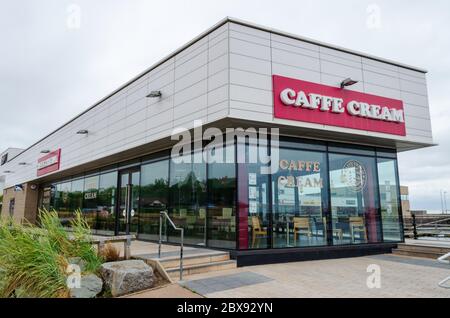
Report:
37,149,61,177
273,75,406,136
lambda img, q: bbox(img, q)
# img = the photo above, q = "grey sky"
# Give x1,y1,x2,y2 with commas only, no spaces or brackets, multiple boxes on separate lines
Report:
1,0,449,211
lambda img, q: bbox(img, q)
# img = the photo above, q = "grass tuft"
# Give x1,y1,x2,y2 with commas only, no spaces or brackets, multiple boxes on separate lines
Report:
0,209,103,298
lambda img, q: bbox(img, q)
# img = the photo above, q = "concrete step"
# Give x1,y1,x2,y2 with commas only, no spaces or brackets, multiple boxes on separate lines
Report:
160,251,230,269
392,243,450,259
167,260,237,281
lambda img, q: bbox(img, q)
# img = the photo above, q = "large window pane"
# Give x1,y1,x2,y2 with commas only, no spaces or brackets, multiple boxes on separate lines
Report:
329,154,381,245
169,152,207,245
272,148,328,248
97,171,117,235
237,140,270,250
207,143,236,249
55,181,71,228
140,160,169,241
83,175,99,232
378,158,402,242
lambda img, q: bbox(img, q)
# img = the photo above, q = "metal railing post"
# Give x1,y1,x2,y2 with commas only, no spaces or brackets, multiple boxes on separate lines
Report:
158,212,163,259
158,210,184,281
180,228,184,281
412,213,418,240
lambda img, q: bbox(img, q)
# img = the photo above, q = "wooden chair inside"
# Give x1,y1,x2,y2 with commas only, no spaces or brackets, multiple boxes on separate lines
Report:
349,216,368,243
251,216,267,248
293,217,312,245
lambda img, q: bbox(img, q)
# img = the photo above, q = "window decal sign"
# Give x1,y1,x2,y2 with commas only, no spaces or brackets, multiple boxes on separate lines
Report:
273,75,406,136
37,149,61,177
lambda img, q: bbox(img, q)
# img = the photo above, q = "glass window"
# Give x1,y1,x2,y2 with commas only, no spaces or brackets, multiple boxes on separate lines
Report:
140,160,169,241
69,178,84,214
376,148,397,159
83,175,99,232
237,140,270,250
55,181,71,227
169,152,207,245
97,171,118,235
272,148,329,248
207,143,236,249
328,143,376,157
329,154,381,245
378,158,402,242
279,137,327,152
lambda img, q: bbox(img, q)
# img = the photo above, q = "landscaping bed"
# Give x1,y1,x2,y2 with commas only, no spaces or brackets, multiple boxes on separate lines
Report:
0,209,166,298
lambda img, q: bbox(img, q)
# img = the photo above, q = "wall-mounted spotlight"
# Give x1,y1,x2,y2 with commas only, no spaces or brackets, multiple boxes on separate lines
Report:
18,162,29,166
40,150,51,154
3,170,13,174
77,130,89,135
146,91,162,98
340,78,358,89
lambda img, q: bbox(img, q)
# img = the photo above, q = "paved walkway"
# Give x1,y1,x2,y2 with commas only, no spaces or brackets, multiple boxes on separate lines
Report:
180,254,450,298
122,283,203,298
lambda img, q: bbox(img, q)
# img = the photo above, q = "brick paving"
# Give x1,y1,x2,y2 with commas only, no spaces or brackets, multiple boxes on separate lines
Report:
180,254,450,298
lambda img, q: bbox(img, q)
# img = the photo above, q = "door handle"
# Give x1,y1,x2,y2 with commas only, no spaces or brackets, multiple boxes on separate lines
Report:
126,183,133,224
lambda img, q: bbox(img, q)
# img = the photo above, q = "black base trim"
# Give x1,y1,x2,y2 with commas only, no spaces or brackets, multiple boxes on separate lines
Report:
230,243,398,267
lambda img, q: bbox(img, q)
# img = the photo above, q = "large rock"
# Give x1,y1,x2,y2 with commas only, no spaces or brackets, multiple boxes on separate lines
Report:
70,274,103,298
100,260,154,297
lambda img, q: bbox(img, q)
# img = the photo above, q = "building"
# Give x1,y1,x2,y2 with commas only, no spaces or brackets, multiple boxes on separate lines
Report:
0,18,434,265
400,186,411,217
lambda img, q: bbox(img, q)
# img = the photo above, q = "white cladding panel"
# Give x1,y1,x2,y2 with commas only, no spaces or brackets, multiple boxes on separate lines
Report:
227,22,433,144
2,23,231,188
2,21,433,188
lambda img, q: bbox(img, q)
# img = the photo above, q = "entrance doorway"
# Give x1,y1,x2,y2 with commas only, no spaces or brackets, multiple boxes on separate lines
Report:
117,169,140,235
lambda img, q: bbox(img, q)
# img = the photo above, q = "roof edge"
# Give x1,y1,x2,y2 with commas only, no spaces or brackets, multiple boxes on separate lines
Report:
227,16,428,74
8,16,428,163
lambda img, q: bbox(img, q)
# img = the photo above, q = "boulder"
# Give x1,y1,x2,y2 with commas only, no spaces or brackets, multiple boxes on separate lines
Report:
100,260,154,297
70,274,103,298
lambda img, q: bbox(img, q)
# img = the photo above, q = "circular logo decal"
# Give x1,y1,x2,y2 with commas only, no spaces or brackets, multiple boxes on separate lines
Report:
341,160,367,192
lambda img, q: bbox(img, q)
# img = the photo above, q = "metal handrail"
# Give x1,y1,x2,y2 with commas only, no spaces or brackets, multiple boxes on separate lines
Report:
437,252,450,289
417,217,450,228
158,210,184,281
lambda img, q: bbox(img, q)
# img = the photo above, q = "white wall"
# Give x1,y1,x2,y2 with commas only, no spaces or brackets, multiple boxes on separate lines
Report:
227,22,433,145
1,20,433,188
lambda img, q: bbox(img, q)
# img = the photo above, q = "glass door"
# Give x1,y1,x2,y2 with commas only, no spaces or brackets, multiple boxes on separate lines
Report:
117,169,140,235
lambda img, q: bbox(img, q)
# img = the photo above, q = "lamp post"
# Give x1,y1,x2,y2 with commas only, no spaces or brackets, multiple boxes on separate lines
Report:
441,190,445,214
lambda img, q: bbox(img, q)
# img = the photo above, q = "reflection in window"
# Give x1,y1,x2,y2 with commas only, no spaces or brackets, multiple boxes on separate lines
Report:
83,175,99,230
140,160,169,240
169,152,207,245
329,154,381,245
272,148,328,248
55,181,71,227
238,141,270,249
378,158,402,242
207,143,236,249
97,171,117,235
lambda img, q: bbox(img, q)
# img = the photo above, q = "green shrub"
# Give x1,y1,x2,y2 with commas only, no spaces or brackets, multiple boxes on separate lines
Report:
0,209,103,298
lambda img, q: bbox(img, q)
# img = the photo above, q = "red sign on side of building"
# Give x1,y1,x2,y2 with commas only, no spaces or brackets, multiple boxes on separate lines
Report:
273,75,407,136
37,149,61,177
